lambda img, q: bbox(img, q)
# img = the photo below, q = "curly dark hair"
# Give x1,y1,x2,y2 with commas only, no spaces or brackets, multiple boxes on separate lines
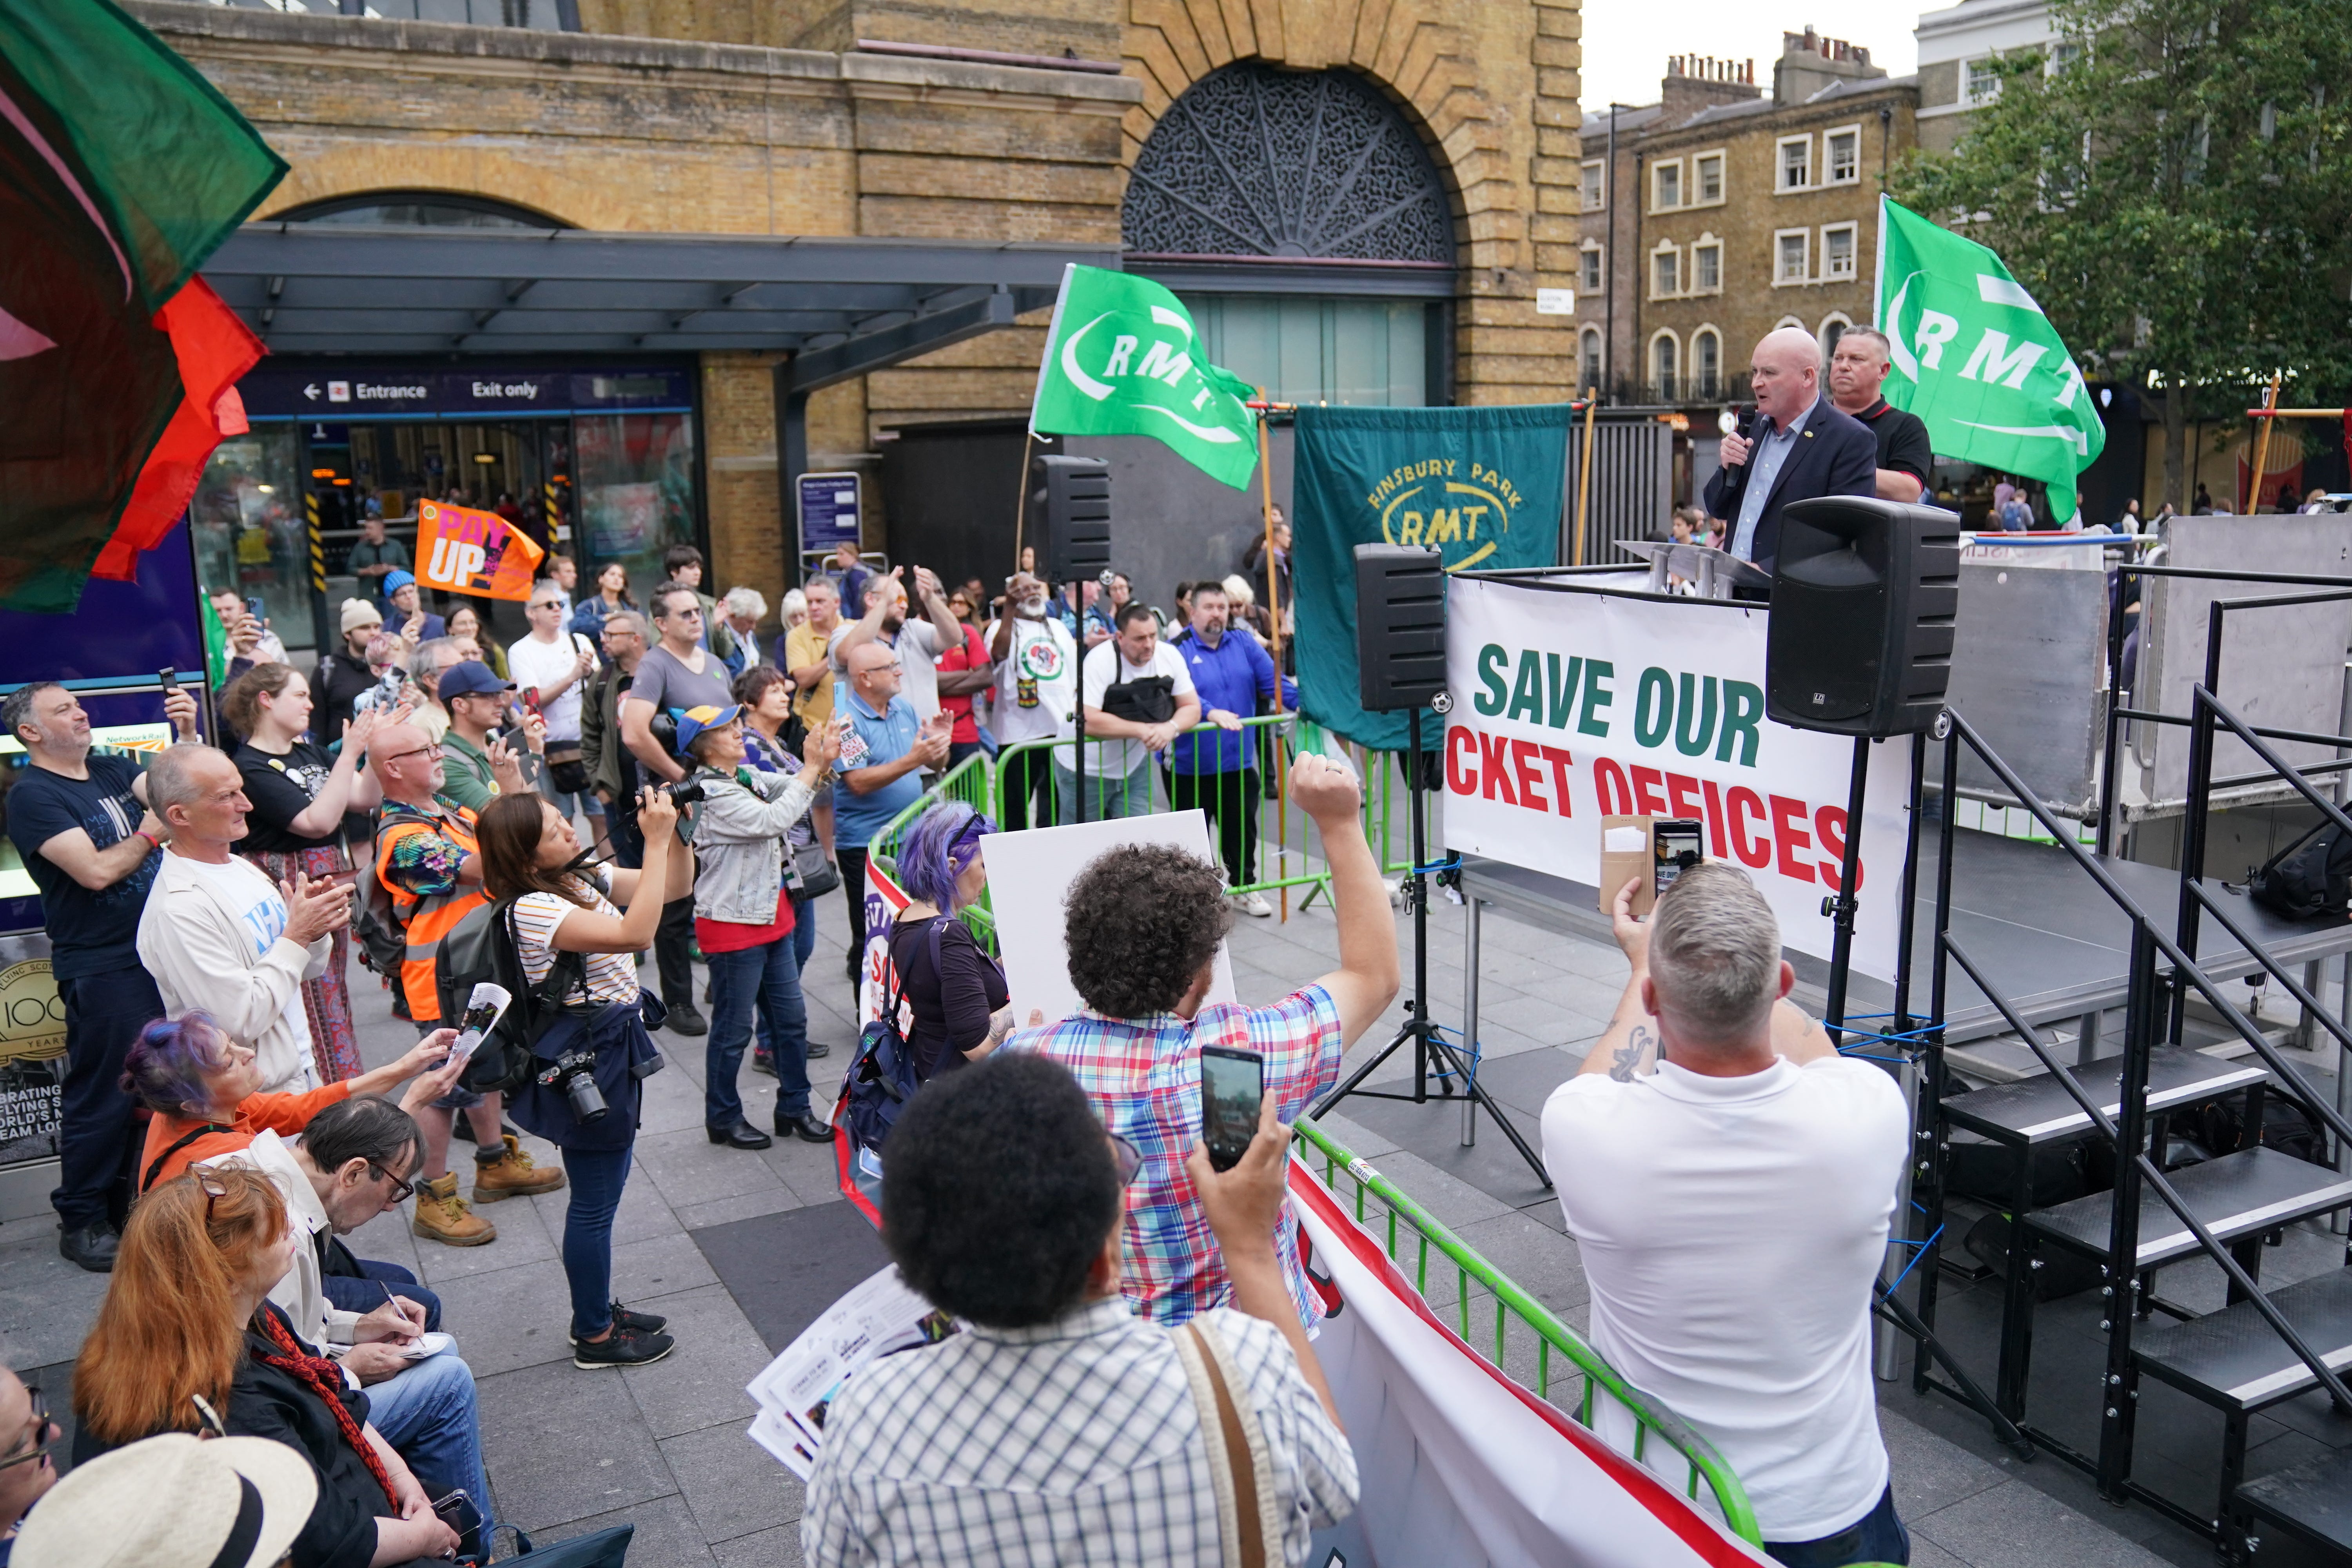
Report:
1063,844,1231,1018
882,1055,1119,1328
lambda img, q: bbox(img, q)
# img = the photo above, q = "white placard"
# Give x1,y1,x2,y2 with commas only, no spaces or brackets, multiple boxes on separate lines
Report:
1443,576,1910,981
1535,287,1577,316
985,810,1239,1027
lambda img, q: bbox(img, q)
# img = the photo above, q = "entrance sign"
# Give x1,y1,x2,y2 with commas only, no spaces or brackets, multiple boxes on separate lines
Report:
415,499,544,601
1443,575,1909,980
797,470,862,555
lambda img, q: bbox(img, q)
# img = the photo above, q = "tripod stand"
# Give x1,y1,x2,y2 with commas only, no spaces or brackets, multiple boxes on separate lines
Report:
1310,708,1551,1187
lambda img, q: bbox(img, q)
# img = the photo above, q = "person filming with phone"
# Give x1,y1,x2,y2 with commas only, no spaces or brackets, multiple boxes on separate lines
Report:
1007,751,1398,1327
1703,326,1879,573
1540,864,1911,1567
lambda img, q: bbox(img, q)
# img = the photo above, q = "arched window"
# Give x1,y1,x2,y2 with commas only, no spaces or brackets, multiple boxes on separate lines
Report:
271,191,568,230
1123,64,1452,263
1651,332,1679,403
1693,329,1721,401
1820,314,1851,357
1581,329,1604,393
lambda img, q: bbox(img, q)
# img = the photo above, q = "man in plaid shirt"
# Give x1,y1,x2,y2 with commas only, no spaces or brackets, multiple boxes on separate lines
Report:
1007,751,1399,1325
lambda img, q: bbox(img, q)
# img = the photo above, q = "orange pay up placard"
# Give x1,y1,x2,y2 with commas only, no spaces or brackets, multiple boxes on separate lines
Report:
415,500,546,601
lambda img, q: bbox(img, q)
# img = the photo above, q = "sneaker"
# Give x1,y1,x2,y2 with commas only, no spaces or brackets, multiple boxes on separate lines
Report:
472,1134,567,1202
666,1002,710,1038
750,1047,777,1077
1232,891,1274,918
58,1220,118,1273
568,1301,668,1345
413,1174,497,1246
572,1322,676,1369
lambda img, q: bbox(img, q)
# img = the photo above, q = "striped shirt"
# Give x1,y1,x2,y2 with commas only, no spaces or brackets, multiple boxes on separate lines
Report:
1007,986,1343,1326
802,1299,1356,1568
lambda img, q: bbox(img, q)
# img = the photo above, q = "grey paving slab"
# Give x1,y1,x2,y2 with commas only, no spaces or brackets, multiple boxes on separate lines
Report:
1912,1481,2180,1568
426,1259,581,1376
1299,1109,1399,1160
634,1127,793,1210
606,1229,723,1302
1470,991,1611,1048
677,1187,804,1232
711,1522,809,1568
530,1492,715,1566
1445,1210,1590,1318
1351,1148,1514,1230
616,1283,776,1441
412,1188,563,1284
753,1131,850,1203
0,1235,111,1368
477,1359,678,1529
661,1418,807,1545
527,1160,682,1253
1880,1406,2012,1519
1908,1537,1972,1568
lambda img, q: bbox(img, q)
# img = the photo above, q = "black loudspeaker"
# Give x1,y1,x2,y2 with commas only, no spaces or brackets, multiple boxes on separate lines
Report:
1032,455,1111,583
1354,544,1446,713
1765,496,1960,737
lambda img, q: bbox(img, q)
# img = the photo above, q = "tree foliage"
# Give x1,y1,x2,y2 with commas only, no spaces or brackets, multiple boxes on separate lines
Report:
1891,0,2352,506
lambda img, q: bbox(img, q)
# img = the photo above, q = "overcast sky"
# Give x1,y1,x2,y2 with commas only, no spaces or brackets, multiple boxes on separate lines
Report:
1577,3,1924,118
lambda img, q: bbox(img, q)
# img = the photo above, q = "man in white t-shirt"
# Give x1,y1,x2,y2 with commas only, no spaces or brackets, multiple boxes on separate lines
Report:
1071,601,1200,820
135,746,346,1093
1540,862,1910,1565
829,565,962,721
505,579,600,821
982,571,1078,831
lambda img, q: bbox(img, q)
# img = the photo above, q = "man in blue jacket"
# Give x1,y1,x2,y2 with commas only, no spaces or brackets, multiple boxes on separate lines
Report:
1701,326,1878,575
1168,581,1296,918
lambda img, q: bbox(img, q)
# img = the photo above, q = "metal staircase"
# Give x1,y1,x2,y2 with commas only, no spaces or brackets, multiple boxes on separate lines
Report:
1901,567,2352,1563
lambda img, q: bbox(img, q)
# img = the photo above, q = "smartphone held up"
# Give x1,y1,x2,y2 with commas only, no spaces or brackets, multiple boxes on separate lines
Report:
1200,1046,1264,1173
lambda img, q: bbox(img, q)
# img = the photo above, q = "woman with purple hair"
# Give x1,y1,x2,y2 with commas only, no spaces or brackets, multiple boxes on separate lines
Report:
884,800,1012,1083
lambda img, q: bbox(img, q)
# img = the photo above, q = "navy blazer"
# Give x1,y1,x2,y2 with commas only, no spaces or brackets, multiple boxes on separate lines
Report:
1702,397,1879,573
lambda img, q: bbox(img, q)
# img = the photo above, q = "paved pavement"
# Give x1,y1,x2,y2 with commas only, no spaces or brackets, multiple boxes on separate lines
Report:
0,875,2255,1566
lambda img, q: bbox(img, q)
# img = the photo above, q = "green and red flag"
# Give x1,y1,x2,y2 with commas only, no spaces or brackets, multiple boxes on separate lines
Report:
0,0,284,613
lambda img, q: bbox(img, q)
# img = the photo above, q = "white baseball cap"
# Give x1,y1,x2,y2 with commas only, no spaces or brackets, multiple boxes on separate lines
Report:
13,1432,316,1568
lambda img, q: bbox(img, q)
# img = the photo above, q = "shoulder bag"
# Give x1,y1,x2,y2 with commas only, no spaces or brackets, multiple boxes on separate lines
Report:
1172,1318,1283,1568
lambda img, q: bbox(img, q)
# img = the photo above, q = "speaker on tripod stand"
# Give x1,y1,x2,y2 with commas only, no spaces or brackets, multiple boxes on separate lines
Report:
1309,545,1551,1184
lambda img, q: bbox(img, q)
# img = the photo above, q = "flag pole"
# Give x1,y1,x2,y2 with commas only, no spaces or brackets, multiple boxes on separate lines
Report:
1573,391,1599,565
2244,374,2282,515
1254,390,1294,920
1011,429,1034,575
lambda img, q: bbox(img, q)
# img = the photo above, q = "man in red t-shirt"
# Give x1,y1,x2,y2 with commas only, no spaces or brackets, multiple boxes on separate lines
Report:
933,621,995,771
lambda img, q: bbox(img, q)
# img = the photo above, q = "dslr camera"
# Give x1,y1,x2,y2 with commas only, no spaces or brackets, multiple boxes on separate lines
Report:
537,1049,606,1123
660,776,706,806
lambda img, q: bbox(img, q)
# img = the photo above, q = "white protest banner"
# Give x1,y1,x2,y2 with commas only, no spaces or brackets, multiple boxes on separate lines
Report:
1442,576,1909,980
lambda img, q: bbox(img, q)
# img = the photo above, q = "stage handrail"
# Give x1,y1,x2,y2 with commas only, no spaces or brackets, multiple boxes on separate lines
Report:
1291,1115,1764,1545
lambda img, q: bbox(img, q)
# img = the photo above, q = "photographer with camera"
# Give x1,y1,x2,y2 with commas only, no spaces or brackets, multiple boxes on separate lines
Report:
674,703,841,1149
475,785,692,1368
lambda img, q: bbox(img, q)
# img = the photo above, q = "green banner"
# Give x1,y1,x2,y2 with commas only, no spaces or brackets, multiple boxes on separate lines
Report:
1029,264,1260,490
1876,196,2105,522
1292,404,1573,751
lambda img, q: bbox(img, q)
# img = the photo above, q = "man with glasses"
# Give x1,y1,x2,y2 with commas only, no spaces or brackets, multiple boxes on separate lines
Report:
507,577,602,826
617,582,737,1036
835,641,950,985
583,610,649,860
200,1094,497,1557
0,1366,59,1559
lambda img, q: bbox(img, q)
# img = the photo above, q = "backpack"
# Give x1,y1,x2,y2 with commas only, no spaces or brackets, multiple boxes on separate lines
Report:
352,857,407,983
2246,822,2352,921
843,918,945,1156
434,898,590,1096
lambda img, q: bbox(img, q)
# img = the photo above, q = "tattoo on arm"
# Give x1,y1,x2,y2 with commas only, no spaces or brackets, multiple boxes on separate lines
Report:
985,1005,1016,1049
1610,1024,1656,1082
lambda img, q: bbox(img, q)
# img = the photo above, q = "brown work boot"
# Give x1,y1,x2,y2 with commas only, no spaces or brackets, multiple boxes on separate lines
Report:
472,1134,567,1202
412,1173,496,1247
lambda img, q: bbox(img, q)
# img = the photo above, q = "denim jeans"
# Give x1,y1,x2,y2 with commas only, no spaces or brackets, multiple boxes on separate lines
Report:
558,1143,633,1340
1056,758,1155,821
1764,1483,1909,1567
757,895,818,1057
55,968,163,1229
707,933,811,1125
363,1348,494,1553
321,1259,443,1331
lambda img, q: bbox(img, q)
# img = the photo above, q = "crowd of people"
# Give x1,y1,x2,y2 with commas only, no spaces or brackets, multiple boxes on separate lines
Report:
1,521,1917,1567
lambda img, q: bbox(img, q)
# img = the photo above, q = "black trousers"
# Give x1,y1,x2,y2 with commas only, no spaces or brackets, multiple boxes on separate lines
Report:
838,847,869,976
605,783,695,1008
55,967,163,1230
997,745,1059,831
1168,768,1261,887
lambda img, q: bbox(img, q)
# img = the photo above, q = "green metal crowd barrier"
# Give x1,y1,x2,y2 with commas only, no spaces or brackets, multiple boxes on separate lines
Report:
1292,1116,1763,1548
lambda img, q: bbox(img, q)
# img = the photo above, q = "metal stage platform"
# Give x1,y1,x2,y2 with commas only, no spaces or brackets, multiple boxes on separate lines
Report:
1457,829,2352,1058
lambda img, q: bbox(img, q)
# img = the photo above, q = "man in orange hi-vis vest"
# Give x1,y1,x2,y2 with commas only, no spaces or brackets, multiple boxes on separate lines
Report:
368,721,565,1245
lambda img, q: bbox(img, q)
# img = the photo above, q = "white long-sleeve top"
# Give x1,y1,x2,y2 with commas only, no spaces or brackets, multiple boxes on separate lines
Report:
136,848,330,1093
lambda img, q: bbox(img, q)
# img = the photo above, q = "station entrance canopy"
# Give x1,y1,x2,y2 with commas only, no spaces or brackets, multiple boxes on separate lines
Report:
200,224,1119,487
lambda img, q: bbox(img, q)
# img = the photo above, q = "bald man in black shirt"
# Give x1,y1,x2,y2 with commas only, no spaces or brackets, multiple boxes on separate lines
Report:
1829,327,1935,504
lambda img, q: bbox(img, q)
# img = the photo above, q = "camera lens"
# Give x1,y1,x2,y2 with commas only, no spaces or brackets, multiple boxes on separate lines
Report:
565,1071,608,1123
663,777,705,806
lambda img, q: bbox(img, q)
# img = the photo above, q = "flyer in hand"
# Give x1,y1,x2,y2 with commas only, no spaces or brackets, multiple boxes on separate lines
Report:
743,1265,958,1479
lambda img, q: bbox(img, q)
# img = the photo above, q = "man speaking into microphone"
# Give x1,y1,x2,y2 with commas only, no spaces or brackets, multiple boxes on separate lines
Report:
1703,326,1879,574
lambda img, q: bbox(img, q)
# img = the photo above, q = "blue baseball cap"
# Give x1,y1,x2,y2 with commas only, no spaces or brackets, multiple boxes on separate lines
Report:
674,703,744,757
437,660,514,701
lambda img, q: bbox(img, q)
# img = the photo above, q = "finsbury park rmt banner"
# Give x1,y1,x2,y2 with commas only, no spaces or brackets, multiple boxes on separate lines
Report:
1292,403,1573,752
1443,575,1911,980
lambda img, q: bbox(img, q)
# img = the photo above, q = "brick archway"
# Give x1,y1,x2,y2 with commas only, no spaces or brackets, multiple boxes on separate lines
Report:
252,146,603,231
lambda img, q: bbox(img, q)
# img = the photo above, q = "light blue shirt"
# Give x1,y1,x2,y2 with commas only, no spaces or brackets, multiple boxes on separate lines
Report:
1731,398,1819,562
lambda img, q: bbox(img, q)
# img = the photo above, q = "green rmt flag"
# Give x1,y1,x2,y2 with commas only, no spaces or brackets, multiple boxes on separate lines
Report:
1030,265,1261,490
1875,196,2105,521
